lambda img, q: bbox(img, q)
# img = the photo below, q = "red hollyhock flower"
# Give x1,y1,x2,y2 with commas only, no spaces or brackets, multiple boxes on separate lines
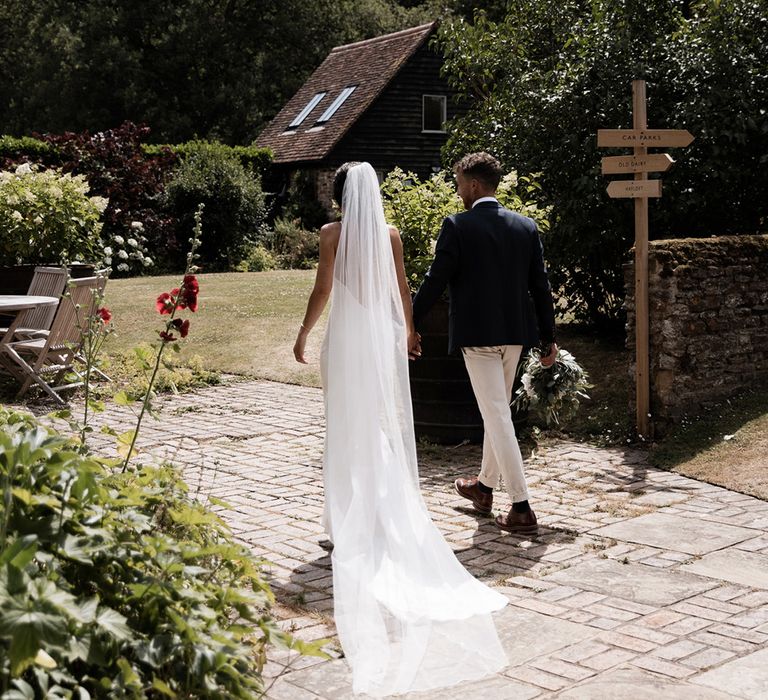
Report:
183,275,199,293
158,329,177,342
171,318,190,338
156,292,174,315
97,307,112,324
180,276,199,312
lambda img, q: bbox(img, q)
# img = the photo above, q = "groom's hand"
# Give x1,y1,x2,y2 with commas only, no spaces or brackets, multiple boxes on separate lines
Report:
540,342,558,368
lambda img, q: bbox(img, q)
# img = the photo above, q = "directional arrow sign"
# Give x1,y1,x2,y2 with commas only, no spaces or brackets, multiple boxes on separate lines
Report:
597,129,694,148
601,153,675,174
607,179,662,198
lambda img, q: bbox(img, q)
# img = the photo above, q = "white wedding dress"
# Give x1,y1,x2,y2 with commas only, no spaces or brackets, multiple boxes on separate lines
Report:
320,163,508,697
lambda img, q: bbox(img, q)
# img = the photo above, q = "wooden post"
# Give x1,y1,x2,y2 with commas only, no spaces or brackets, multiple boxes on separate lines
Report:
633,80,650,438
597,83,693,440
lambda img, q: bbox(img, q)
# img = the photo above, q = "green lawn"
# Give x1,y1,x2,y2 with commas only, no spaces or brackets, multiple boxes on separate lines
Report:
101,270,766,500
103,270,327,388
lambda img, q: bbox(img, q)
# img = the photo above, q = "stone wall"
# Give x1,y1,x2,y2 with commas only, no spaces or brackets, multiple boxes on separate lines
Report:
625,235,768,436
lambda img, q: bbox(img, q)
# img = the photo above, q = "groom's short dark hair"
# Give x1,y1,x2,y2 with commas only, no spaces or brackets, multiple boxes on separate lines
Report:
333,161,361,208
453,152,502,190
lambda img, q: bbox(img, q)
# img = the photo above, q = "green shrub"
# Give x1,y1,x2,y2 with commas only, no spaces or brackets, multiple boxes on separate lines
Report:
0,136,57,164
235,244,277,272
0,408,325,697
144,142,272,177
381,167,550,291
269,217,319,270
164,142,268,270
0,163,106,265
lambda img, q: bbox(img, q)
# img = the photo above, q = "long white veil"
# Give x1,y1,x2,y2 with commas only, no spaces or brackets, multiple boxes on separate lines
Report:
321,162,508,697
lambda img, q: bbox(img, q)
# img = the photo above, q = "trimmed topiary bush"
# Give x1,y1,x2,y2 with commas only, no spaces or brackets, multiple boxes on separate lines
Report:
164,141,268,270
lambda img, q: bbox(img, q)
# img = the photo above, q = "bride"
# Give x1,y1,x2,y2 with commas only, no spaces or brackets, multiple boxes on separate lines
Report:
293,162,508,696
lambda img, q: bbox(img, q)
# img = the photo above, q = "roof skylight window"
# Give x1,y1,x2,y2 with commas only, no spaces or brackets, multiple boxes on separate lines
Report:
288,92,326,128
316,86,357,123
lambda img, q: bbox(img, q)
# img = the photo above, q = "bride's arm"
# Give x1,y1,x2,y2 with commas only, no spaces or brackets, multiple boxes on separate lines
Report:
390,227,421,359
294,224,337,363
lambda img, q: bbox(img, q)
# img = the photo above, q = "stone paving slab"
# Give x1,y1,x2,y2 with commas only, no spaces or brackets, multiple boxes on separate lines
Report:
590,512,758,555
692,647,768,698
11,378,768,699
681,550,768,590
542,557,717,606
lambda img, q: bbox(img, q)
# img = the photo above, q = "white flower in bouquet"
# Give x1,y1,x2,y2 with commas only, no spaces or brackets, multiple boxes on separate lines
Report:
512,348,592,427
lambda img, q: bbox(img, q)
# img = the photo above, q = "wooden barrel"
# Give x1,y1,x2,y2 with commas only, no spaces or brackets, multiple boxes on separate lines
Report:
409,299,528,444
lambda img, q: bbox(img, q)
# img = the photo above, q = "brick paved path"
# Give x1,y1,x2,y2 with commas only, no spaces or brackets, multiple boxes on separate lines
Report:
30,379,768,698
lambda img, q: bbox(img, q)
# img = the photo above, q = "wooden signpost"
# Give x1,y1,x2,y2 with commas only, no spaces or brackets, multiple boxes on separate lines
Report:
597,80,694,439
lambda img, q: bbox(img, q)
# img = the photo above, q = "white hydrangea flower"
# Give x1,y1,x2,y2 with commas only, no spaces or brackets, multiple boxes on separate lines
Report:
50,185,63,199
7,194,19,205
11,210,23,221
143,256,153,266
116,263,129,272
117,249,129,259
33,215,43,225
113,235,124,245
91,196,109,213
127,237,138,247
103,246,113,256
104,257,112,266
130,221,144,231
15,163,32,175
23,190,36,202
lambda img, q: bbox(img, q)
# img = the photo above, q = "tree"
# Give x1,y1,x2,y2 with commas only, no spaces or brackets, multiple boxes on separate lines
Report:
438,0,768,324
0,0,448,144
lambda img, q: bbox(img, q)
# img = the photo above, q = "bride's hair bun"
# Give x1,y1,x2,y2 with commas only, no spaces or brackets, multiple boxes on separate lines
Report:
333,161,361,207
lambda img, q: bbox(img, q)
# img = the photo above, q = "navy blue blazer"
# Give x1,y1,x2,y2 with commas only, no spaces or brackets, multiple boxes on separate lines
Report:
412,201,557,354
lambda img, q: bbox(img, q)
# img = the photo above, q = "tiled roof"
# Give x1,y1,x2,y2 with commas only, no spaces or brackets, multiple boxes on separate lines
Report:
255,22,436,164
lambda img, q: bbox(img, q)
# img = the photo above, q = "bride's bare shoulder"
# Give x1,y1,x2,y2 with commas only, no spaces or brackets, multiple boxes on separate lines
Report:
320,221,342,241
387,224,400,240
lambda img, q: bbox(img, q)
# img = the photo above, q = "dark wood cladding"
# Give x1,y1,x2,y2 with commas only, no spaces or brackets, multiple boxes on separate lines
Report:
329,42,467,177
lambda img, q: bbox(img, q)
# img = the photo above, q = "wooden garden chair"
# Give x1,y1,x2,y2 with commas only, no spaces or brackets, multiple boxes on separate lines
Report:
0,266,68,339
3,276,103,404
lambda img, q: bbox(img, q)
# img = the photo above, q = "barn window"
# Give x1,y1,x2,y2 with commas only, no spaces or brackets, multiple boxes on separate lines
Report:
288,92,326,129
317,86,357,123
422,95,447,133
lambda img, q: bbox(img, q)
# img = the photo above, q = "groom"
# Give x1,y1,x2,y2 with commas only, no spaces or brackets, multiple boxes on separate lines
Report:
411,152,557,535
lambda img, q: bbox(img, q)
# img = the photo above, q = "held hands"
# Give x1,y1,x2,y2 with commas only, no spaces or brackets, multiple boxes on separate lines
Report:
408,330,422,360
293,326,309,364
539,342,559,368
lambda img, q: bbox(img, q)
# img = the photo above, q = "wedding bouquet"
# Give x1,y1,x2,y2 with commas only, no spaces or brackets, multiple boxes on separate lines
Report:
512,348,592,427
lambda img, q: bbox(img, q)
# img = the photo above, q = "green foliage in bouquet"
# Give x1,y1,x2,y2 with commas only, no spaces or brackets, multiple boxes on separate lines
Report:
512,349,592,427
0,409,326,698
0,163,106,266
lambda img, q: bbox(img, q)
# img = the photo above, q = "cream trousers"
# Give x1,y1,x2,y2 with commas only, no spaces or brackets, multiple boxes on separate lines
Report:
462,345,529,503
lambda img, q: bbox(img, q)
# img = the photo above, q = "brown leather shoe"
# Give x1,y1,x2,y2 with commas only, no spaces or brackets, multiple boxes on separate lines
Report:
495,507,538,536
454,476,493,515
